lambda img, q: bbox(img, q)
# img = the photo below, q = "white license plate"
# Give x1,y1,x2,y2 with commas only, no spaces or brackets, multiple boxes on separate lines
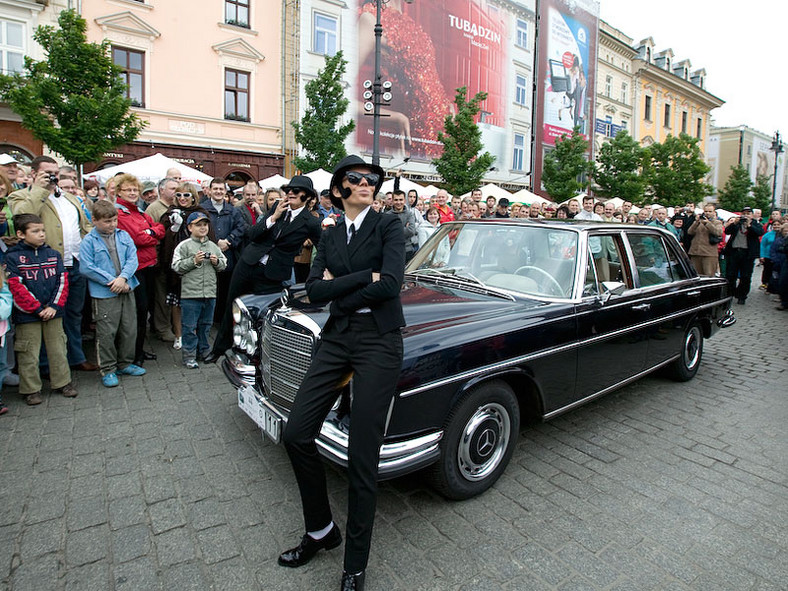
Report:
238,385,281,443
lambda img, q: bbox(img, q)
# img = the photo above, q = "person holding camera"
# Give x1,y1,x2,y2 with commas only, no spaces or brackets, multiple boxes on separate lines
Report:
723,206,765,304
687,203,724,276
8,155,96,371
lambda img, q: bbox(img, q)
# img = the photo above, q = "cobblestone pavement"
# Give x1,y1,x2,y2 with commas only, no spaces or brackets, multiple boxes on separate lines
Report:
1,279,786,591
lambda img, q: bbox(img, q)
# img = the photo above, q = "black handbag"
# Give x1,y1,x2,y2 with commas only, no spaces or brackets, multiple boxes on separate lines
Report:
709,234,722,245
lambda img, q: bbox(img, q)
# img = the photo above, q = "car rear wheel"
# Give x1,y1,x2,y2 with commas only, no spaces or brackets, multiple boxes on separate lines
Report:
667,322,703,382
429,381,520,500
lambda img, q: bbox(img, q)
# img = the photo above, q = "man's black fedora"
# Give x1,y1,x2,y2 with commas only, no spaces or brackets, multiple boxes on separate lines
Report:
329,155,385,210
282,175,317,199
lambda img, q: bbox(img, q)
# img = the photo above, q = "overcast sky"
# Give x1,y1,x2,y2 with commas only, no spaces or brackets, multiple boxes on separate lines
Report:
598,0,788,140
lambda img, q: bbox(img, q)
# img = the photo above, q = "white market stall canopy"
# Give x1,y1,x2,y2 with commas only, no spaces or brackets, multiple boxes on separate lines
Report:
304,169,333,193
379,176,425,196
422,184,441,196
258,174,290,189
85,153,212,185
475,183,513,203
511,189,554,206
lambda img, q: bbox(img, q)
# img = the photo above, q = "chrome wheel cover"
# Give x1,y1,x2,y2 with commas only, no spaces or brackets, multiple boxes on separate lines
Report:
457,402,511,482
684,326,701,371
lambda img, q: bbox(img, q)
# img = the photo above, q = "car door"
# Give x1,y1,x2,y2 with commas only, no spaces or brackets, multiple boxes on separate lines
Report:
571,231,650,406
625,231,695,365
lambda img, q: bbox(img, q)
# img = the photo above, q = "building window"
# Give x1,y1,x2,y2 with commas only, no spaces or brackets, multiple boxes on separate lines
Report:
0,19,25,74
681,111,688,134
605,75,612,97
515,74,527,106
112,46,144,107
620,82,627,105
512,133,525,171
696,117,703,139
225,0,250,28
644,95,652,121
663,104,671,128
225,69,249,121
313,12,337,56
515,19,527,48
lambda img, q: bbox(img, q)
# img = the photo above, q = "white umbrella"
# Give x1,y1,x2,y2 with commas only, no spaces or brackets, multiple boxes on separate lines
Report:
477,183,513,204
379,176,425,195
715,208,736,222
258,174,290,189
422,184,441,196
304,169,332,193
85,153,212,185
511,188,554,206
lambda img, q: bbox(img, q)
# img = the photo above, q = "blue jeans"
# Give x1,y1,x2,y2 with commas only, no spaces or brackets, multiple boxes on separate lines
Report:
180,298,215,361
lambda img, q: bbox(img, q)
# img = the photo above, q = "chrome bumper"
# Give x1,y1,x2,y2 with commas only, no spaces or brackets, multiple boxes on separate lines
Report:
237,383,443,480
717,308,736,328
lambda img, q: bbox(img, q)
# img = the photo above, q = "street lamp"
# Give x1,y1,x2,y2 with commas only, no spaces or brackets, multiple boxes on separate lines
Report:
770,131,783,212
363,0,413,167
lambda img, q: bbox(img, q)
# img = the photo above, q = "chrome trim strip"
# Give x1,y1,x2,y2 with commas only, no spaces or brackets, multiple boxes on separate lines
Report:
275,309,322,338
543,355,678,419
225,350,255,376
399,296,731,399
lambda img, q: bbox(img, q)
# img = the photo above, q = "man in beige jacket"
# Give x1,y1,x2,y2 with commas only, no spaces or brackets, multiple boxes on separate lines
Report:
687,203,724,276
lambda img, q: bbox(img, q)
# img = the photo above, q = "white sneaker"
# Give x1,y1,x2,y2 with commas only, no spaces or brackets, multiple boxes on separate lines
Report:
173,337,182,350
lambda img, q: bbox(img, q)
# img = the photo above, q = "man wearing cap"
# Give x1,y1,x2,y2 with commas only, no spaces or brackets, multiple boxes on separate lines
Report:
206,175,321,362
278,155,404,591
139,181,158,211
494,197,511,218
0,154,23,189
723,206,764,304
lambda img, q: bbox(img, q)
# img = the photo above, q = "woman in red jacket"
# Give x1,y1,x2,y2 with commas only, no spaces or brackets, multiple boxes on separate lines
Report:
114,173,166,366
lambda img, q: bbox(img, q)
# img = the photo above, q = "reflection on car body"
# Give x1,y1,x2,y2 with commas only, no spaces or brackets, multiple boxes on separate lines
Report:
224,219,735,500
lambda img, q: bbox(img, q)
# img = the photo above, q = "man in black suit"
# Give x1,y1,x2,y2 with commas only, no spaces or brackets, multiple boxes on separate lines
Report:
723,206,765,305
205,175,322,361
278,156,405,591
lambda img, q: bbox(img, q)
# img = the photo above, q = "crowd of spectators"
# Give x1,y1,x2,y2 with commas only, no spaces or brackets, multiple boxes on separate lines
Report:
0,151,786,413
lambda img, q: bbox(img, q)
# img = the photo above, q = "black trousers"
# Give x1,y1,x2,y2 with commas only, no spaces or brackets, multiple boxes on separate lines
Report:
725,248,756,300
211,258,282,354
133,266,156,359
283,315,403,573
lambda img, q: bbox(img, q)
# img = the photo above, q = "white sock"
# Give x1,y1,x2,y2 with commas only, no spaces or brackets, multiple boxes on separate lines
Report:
308,521,335,540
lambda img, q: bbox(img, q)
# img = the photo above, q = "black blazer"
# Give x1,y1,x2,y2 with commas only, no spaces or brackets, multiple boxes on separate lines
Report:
306,210,405,335
724,220,765,258
241,203,322,282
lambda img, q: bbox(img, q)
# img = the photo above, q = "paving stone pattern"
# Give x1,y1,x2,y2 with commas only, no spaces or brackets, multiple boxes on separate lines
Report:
0,280,785,590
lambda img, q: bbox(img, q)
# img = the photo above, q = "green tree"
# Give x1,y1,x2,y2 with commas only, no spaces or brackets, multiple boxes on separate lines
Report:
433,86,495,196
592,130,647,203
643,133,712,207
753,173,774,213
541,127,592,202
292,51,355,173
0,10,145,169
716,165,753,212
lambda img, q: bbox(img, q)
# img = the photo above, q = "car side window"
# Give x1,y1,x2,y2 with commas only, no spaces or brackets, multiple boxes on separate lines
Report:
583,233,630,296
629,234,673,286
665,242,691,280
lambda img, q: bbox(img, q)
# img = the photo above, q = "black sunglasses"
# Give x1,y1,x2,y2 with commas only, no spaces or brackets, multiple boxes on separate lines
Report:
345,171,380,186
283,186,305,195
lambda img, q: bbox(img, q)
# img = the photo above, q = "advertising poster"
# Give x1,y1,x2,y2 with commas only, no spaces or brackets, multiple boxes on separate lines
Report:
353,0,509,161
533,0,599,194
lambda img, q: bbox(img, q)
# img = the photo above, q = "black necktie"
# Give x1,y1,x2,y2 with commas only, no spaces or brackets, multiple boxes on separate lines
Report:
283,211,291,225
348,224,356,245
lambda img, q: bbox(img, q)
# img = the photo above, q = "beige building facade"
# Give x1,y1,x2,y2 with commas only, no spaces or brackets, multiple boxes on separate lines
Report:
631,37,723,156
593,20,636,152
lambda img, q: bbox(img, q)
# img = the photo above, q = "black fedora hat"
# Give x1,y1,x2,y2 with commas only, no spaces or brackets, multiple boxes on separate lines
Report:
329,155,385,210
282,175,317,199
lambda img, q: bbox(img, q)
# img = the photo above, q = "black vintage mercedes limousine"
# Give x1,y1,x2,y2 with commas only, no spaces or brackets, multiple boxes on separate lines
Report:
222,219,735,500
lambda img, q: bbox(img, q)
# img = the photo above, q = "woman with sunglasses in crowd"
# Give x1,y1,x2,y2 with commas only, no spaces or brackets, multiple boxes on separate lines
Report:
278,155,405,591
159,183,214,350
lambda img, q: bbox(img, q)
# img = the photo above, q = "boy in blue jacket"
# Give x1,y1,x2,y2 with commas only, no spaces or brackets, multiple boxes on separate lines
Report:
6,213,76,405
79,201,144,387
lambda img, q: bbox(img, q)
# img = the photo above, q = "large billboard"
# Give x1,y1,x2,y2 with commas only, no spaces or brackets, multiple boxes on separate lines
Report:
351,0,516,162
532,0,599,195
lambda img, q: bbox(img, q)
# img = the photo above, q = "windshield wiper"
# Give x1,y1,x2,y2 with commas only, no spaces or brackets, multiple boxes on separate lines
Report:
407,268,514,301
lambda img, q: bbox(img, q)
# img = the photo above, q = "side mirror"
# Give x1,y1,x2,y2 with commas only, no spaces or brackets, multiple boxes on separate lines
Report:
599,281,626,304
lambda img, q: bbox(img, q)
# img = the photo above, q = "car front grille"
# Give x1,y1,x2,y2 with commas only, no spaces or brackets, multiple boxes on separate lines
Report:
261,317,316,408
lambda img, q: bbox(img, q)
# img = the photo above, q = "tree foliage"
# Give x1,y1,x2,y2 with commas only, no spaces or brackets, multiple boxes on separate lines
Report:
541,127,592,202
717,165,753,212
292,51,355,173
433,86,495,196
0,10,145,167
592,130,647,203
642,133,712,207
753,174,774,213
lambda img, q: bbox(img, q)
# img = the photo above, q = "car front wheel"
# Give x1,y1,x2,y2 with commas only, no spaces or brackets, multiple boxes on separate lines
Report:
667,322,703,381
429,381,520,500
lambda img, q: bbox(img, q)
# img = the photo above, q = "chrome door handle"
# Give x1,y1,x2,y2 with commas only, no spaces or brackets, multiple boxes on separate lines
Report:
632,303,651,311
687,290,701,296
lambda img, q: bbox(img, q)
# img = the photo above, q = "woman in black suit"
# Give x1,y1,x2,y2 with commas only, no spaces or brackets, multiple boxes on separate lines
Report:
278,156,405,591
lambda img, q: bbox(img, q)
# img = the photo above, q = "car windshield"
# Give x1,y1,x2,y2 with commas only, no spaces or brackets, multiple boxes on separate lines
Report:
407,222,578,299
